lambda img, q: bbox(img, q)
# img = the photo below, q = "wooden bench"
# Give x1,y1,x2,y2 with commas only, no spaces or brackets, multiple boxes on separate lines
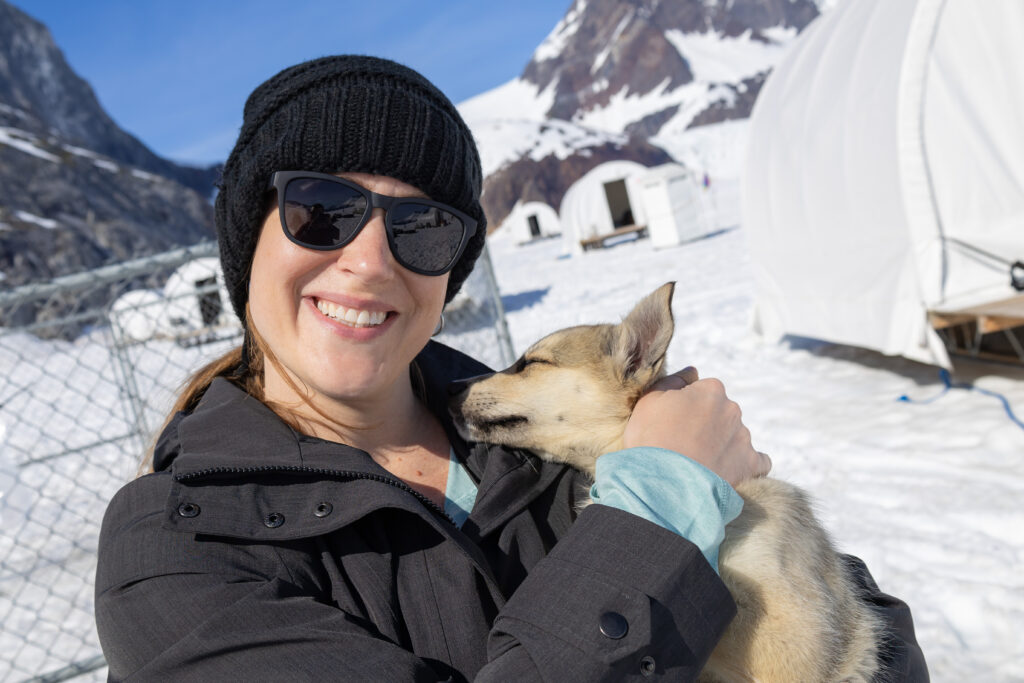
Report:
580,224,648,251
930,293,1024,364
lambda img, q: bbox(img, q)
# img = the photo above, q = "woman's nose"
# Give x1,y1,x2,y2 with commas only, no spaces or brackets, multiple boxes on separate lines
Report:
333,208,396,280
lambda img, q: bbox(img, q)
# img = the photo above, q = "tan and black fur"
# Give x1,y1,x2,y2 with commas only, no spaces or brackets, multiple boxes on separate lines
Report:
448,282,882,683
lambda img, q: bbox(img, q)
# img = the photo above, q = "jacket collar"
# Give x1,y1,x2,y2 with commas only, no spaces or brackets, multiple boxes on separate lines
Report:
159,341,565,539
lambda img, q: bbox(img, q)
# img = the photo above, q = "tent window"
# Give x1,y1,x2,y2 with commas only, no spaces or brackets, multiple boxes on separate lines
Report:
527,214,541,238
603,179,634,228
195,276,221,326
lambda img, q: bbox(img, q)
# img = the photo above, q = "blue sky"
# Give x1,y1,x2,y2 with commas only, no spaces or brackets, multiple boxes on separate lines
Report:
12,1,568,166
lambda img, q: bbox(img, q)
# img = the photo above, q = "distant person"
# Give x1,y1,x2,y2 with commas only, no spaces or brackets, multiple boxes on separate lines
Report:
703,171,710,189
94,55,926,681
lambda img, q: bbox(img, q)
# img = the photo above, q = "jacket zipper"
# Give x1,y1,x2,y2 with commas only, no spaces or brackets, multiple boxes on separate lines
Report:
175,465,457,526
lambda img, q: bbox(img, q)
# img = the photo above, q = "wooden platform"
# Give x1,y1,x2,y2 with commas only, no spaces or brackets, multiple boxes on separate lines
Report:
580,224,648,251
930,293,1024,364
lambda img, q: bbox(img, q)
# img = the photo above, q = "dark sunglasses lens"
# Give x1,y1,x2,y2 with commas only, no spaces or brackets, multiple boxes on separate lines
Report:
283,178,367,247
388,204,466,273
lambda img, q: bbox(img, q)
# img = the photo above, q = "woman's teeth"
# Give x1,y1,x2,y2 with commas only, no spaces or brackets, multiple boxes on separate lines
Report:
315,300,388,327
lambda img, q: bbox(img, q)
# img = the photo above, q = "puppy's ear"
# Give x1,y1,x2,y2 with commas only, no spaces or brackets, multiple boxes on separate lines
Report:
613,282,675,387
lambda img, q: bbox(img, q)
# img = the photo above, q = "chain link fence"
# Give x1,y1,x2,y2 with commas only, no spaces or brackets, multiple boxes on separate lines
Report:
0,241,513,682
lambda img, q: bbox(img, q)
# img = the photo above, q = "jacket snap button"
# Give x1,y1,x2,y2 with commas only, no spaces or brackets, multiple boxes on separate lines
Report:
263,512,285,528
177,502,200,518
640,655,656,677
599,611,628,639
314,502,333,518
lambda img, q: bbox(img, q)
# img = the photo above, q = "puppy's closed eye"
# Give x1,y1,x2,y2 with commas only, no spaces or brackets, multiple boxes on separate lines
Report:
512,356,554,373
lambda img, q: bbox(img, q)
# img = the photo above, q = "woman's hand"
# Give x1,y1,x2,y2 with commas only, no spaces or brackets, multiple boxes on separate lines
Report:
622,367,771,486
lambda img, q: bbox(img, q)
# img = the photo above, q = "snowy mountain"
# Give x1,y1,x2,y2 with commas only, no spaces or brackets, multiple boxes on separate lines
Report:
0,1,218,195
0,0,216,325
459,0,827,228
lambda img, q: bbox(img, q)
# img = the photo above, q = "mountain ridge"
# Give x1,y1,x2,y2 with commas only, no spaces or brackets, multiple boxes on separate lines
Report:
460,0,827,229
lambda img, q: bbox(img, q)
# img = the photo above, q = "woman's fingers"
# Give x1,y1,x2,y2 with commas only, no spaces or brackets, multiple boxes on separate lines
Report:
756,451,772,478
648,366,700,392
677,366,699,386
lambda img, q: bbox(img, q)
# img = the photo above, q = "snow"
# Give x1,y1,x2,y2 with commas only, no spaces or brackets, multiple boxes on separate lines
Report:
60,143,121,174
459,76,554,126
664,28,796,83
484,224,1024,682
13,211,58,230
460,19,808,177
0,103,31,121
531,0,587,63
2,196,1022,680
592,12,633,74
91,159,119,173
60,143,102,160
0,126,60,163
130,169,160,182
463,115,626,177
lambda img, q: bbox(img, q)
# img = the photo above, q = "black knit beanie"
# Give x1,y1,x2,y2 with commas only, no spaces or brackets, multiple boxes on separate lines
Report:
215,55,486,323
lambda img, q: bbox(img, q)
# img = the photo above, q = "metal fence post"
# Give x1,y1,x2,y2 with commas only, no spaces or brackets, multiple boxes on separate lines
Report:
477,242,516,367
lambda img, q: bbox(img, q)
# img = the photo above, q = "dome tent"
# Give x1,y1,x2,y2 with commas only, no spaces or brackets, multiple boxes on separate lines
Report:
162,257,232,332
500,200,561,243
109,258,233,344
744,0,1024,367
560,160,648,255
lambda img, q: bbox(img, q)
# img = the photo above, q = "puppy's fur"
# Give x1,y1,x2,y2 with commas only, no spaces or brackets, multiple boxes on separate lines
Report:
449,283,882,683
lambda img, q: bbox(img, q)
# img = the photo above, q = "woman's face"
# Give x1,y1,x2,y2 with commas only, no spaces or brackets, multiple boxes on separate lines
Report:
248,172,449,407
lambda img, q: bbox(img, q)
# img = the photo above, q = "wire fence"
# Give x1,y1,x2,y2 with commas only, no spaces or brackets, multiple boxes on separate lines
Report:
0,241,513,682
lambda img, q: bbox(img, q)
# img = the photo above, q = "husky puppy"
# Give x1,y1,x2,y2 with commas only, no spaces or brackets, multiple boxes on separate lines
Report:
449,282,882,683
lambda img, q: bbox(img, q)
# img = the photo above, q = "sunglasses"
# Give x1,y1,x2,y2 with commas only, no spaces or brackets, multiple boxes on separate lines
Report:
267,171,477,276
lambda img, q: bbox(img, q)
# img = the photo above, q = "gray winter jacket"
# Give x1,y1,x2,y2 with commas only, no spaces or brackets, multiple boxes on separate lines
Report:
95,341,927,681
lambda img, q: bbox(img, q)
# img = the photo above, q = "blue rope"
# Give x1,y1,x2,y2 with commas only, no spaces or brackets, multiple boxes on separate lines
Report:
898,368,1024,430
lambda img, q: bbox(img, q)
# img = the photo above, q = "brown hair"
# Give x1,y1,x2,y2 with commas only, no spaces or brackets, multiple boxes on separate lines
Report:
137,303,428,477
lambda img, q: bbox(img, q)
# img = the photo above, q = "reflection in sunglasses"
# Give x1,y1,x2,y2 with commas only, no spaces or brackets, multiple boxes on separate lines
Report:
272,172,473,274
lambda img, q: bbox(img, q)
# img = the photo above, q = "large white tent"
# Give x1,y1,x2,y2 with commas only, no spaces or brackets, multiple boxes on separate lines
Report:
744,0,1024,367
560,160,648,255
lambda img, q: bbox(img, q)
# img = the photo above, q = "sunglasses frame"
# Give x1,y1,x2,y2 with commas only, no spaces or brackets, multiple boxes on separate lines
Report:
266,171,478,276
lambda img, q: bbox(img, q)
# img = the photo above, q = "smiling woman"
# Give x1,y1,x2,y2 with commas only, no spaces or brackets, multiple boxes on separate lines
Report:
92,54,926,682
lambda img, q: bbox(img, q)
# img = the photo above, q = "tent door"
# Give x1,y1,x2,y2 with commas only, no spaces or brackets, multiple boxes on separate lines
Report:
603,179,634,228
195,276,222,326
527,214,541,238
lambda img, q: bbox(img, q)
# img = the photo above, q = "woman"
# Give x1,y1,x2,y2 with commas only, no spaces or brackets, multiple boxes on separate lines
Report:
95,56,926,681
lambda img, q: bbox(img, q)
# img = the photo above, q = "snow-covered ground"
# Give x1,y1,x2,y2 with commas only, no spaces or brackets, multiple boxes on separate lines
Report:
2,203,1023,681
483,226,1024,682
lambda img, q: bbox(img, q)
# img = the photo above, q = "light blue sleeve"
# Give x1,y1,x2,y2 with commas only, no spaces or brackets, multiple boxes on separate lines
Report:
589,447,744,573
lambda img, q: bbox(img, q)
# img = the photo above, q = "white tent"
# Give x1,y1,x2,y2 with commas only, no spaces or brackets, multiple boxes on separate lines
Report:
109,258,233,344
560,160,648,255
500,200,561,243
163,258,232,331
637,163,715,249
744,0,1024,367
109,289,166,342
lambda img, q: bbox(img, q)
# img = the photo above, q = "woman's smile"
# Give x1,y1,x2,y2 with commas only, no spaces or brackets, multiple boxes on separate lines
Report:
306,294,397,341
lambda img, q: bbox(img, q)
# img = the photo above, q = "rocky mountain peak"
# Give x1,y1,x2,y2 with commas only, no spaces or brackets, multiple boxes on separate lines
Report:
0,0,217,328
462,0,827,230
522,0,820,121
0,0,218,194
